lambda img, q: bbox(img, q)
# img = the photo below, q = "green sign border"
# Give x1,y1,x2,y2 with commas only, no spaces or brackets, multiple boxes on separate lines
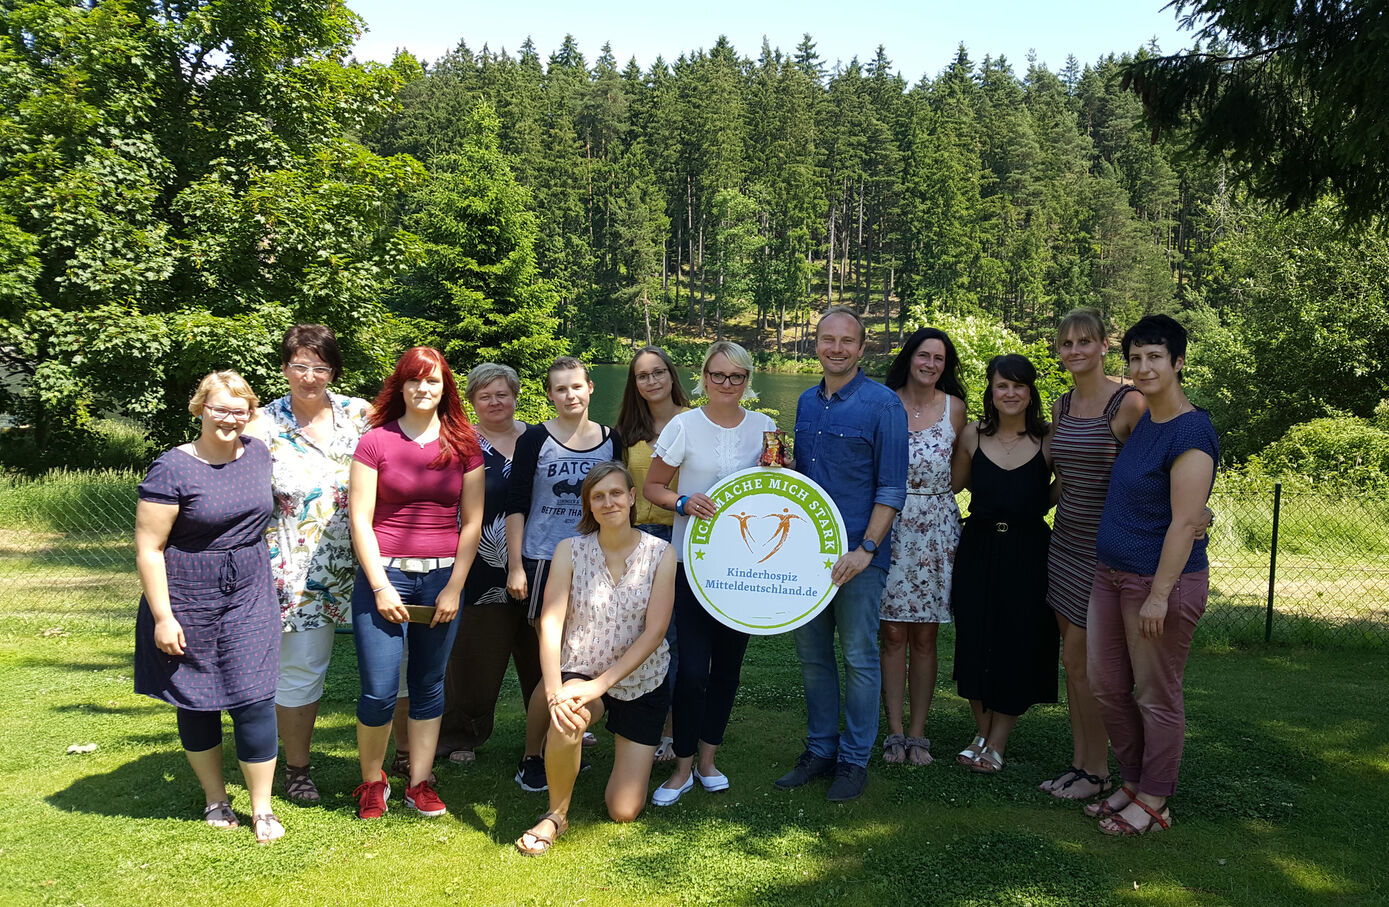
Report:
684,467,848,634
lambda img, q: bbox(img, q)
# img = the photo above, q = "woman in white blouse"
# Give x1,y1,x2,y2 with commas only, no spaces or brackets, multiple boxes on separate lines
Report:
644,341,776,805
514,462,676,856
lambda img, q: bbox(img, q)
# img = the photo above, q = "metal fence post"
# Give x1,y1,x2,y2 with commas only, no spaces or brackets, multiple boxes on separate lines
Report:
1265,482,1282,643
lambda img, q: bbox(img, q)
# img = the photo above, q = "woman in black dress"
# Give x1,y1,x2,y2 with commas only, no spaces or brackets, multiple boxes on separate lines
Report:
134,371,283,842
949,354,1058,774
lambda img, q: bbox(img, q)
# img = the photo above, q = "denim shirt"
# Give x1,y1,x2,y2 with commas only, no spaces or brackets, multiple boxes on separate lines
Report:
794,369,908,572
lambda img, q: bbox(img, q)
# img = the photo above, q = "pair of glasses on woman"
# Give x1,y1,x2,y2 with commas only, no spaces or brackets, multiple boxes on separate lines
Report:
635,367,669,384
287,363,332,378
205,405,252,422
706,371,748,387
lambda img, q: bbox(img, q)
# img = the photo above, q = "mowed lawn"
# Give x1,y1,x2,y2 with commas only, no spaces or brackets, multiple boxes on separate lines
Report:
3,601,1387,906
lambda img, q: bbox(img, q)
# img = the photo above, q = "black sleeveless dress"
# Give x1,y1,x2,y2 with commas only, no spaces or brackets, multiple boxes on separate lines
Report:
951,445,1058,716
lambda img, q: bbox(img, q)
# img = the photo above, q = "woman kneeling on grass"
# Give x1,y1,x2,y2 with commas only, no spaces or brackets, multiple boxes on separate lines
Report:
515,462,676,856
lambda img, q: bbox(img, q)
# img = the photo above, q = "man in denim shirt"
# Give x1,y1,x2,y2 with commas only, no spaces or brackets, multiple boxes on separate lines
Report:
775,306,907,801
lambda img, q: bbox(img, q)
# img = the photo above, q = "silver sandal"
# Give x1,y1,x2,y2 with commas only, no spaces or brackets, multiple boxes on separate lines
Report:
957,735,986,767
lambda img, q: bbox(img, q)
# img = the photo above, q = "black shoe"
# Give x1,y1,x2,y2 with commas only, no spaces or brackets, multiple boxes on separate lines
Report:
774,750,837,789
514,755,547,792
826,762,868,802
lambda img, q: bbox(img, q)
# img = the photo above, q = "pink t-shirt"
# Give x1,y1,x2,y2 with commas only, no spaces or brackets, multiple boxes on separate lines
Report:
353,422,483,557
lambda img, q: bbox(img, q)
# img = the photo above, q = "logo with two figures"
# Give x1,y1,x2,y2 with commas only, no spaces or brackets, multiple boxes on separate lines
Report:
684,467,848,635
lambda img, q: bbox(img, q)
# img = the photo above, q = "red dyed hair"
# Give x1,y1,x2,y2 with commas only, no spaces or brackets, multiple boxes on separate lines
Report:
370,347,478,468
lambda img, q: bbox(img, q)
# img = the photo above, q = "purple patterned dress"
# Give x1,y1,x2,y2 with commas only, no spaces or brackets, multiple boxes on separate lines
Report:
134,437,278,710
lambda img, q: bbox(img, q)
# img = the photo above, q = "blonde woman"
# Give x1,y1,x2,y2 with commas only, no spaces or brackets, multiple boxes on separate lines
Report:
134,371,283,843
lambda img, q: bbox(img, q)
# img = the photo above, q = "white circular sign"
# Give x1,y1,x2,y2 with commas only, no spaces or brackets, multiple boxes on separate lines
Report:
683,467,849,635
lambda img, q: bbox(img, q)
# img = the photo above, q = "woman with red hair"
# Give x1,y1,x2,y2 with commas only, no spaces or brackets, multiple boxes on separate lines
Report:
348,347,484,820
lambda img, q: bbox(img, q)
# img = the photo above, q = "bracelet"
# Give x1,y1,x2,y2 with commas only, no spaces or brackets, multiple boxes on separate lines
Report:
371,584,388,593
675,495,689,516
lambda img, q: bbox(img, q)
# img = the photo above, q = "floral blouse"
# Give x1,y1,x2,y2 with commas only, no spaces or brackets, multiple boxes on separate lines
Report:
261,392,371,631
560,531,670,700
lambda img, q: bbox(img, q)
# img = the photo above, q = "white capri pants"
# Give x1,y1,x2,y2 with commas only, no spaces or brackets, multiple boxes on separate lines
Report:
276,624,408,707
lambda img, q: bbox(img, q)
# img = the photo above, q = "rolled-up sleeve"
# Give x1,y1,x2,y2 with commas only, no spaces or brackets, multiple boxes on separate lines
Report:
872,397,908,512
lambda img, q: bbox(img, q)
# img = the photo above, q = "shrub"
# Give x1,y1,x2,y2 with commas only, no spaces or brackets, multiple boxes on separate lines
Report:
1247,417,1389,491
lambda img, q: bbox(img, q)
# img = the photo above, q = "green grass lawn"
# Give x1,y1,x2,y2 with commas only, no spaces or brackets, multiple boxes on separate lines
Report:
4,591,1387,907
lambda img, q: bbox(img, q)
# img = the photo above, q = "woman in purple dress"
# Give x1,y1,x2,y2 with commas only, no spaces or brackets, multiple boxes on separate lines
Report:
134,371,283,843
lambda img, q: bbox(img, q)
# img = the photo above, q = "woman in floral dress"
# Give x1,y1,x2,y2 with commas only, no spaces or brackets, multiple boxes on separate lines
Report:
878,328,968,766
248,325,370,803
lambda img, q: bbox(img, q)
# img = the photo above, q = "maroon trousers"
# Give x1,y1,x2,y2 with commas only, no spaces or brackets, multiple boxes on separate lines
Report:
1087,565,1208,797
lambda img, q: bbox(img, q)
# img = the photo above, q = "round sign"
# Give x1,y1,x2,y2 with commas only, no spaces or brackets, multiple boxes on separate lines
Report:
683,467,849,634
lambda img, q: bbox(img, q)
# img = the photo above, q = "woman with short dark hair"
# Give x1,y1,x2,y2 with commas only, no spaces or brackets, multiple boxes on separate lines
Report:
1085,315,1217,836
245,324,371,804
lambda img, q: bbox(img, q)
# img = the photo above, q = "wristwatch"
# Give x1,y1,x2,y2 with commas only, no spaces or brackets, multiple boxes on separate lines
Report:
860,538,878,555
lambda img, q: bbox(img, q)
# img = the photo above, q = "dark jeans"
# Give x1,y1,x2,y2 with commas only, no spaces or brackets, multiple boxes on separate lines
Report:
351,565,461,727
437,599,541,755
671,569,750,758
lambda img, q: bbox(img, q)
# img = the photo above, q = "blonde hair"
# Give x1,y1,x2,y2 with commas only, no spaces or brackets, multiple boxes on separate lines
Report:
693,340,759,402
188,370,259,416
465,362,521,400
1056,308,1107,347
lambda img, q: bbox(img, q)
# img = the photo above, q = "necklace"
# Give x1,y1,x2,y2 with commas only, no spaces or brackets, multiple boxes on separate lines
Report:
995,432,1026,454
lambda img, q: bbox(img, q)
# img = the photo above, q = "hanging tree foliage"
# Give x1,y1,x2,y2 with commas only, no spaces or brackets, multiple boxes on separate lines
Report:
1122,0,1389,225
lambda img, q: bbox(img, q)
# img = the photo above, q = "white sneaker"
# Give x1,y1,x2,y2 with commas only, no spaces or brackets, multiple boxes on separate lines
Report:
651,773,694,806
693,767,730,792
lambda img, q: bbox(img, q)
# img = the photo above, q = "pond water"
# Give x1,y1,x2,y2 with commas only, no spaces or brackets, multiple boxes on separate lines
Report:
585,363,822,433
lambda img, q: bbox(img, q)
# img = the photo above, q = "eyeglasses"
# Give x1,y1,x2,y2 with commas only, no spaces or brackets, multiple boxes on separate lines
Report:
706,370,748,387
287,363,332,378
205,405,251,422
635,367,669,384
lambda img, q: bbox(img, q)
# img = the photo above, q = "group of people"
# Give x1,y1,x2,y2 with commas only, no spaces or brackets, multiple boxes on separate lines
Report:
132,306,1217,850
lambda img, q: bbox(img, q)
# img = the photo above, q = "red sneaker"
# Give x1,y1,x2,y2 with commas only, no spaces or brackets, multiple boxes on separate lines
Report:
405,779,447,818
353,770,390,820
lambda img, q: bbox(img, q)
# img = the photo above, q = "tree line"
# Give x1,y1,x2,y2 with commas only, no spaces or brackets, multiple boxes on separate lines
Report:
2,0,1386,471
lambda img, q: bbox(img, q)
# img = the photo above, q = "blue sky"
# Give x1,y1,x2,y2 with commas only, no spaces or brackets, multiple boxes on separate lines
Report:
345,0,1199,81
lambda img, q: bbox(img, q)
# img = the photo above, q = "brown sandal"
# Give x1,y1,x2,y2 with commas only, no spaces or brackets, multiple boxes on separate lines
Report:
203,800,238,829
515,811,568,856
253,812,285,843
283,764,320,803
1099,799,1171,836
881,733,907,764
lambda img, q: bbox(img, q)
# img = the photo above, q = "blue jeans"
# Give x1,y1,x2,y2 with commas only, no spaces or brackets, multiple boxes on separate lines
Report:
351,566,461,727
791,566,886,767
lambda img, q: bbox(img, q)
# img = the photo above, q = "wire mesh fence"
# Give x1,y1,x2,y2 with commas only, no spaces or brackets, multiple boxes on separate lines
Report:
1,473,1386,646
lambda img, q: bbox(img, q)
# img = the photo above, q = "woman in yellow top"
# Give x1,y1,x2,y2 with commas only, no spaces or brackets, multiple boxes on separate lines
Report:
615,345,688,760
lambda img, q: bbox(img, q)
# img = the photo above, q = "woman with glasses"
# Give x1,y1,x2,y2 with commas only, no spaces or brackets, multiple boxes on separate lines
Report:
643,341,775,805
134,371,284,842
615,346,689,761
245,325,371,804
